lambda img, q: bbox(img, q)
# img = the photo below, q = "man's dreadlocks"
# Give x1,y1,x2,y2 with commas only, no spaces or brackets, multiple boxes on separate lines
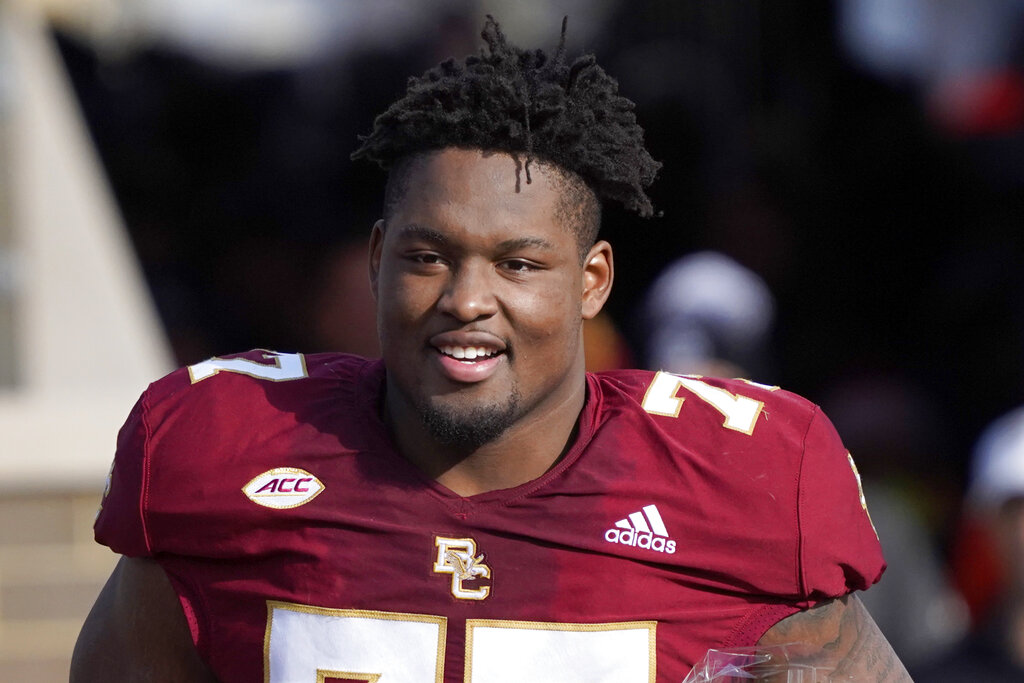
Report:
351,15,661,250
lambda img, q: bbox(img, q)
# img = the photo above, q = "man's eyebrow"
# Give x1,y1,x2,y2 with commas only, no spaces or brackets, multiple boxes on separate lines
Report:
393,224,447,245
496,236,557,252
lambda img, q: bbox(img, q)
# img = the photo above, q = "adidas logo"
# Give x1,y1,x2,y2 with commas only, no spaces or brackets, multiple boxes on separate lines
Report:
604,504,676,554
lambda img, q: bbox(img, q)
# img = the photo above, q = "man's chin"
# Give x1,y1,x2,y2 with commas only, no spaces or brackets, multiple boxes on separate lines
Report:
418,393,520,450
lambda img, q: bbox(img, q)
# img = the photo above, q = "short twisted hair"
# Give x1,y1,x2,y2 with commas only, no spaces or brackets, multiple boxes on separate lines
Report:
351,16,661,251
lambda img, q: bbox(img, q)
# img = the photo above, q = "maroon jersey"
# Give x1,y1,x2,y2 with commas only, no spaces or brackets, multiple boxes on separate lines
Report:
95,350,884,682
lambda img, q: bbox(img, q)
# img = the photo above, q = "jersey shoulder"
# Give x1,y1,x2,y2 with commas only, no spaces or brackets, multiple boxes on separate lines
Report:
135,349,377,454
94,350,381,557
146,349,372,409
592,368,820,453
588,368,884,604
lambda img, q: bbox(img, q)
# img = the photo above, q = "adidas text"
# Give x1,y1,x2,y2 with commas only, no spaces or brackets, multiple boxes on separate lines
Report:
604,528,677,554
604,504,677,554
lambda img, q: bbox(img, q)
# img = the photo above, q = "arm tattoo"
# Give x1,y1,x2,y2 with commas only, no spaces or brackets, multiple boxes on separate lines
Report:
758,595,912,681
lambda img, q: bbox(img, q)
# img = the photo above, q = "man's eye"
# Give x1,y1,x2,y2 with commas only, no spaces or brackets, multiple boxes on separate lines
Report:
501,259,537,272
412,253,444,265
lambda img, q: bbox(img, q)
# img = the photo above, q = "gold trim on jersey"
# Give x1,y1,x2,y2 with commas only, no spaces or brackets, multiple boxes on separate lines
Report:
317,671,379,683
737,378,781,391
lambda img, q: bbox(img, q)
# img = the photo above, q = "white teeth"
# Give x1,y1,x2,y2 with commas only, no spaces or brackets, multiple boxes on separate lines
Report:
440,345,497,361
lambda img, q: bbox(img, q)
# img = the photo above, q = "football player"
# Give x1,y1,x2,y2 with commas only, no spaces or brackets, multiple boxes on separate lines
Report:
71,16,911,682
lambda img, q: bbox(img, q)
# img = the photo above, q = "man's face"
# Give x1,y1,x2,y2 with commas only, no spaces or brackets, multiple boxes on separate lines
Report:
369,148,612,449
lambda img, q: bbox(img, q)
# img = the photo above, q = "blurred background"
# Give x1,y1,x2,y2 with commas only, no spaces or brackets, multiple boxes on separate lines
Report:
2,0,1023,677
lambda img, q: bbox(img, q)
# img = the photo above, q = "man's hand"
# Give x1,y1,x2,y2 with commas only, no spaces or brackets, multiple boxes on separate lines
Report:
758,594,912,681
71,556,219,682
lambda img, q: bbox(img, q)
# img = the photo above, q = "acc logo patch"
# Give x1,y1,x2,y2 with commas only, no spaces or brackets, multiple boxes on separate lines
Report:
242,467,325,509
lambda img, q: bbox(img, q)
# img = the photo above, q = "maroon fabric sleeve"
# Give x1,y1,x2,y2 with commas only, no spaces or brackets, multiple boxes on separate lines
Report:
94,390,154,557
796,406,886,606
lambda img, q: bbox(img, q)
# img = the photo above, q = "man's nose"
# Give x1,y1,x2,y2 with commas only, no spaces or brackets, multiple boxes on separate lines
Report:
437,262,499,322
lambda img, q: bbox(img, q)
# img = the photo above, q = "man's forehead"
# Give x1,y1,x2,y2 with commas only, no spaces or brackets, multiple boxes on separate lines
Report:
383,147,600,254
395,148,579,190
387,149,565,213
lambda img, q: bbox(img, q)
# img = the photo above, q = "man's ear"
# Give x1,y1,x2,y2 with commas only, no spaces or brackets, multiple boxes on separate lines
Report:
581,240,613,320
368,219,385,300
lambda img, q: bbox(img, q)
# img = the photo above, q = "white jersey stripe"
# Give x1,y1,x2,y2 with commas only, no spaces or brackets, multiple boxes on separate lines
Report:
642,505,669,536
614,519,631,530
628,511,651,533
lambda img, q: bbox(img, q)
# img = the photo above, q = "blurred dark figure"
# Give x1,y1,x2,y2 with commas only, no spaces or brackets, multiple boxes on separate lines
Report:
639,250,776,380
914,406,1024,681
823,375,968,668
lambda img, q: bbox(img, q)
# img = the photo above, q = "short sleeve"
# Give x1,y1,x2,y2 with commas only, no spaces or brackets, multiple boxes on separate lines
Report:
94,390,153,557
797,406,885,604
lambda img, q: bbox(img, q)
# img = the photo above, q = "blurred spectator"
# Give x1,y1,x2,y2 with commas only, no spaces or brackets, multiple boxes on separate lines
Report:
856,484,968,668
814,371,969,668
839,0,1021,88
914,406,1024,681
640,250,775,380
839,0,1024,128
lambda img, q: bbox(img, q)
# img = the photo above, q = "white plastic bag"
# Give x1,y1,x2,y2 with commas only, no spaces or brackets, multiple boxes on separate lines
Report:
682,644,842,682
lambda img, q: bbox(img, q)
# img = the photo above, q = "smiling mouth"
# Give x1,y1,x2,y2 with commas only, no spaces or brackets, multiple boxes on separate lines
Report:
438,346,504,362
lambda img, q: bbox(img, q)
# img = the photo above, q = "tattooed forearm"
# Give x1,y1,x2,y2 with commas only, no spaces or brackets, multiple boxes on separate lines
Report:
758,595,912,681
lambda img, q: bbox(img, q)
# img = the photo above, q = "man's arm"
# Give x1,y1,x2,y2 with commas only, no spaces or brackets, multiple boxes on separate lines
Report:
71,556,219,683
757,594,912,681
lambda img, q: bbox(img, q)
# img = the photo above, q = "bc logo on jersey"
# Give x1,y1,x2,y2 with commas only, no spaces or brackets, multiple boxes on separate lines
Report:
433,536,492,600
